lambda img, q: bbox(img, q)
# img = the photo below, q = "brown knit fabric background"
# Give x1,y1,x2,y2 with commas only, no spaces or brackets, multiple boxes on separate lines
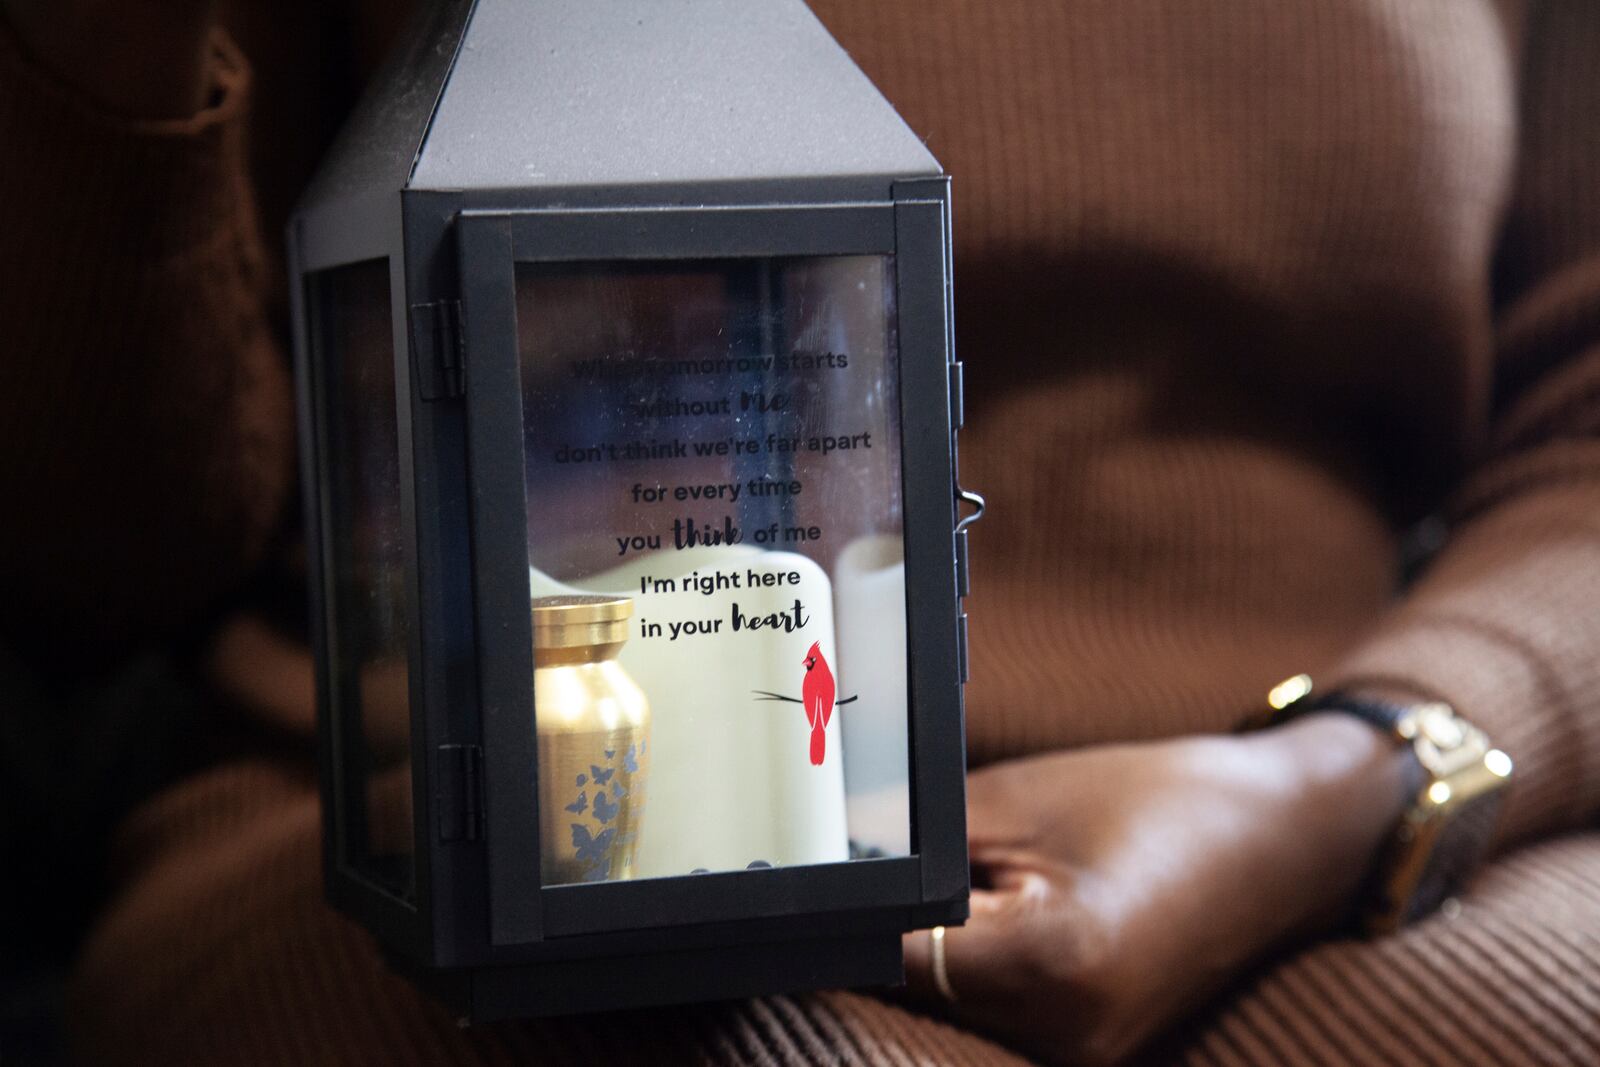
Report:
2,0,1599,1064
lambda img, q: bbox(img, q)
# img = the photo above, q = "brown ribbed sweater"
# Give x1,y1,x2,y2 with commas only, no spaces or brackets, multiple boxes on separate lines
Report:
3,1,1599,1064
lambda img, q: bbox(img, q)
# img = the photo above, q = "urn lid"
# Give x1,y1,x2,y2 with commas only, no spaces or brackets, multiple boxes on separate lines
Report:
531,594,634,650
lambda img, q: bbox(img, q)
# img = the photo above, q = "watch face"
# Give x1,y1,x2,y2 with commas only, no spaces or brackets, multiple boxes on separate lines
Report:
1401,787,1506,926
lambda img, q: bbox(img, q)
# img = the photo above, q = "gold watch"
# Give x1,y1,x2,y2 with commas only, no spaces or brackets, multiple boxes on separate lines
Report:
1265,675,1514,934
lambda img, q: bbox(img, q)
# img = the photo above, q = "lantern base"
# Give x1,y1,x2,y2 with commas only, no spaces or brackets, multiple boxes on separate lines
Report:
406,933,906,1022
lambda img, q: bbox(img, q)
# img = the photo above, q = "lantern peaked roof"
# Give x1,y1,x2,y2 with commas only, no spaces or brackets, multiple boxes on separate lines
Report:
301,0,939,209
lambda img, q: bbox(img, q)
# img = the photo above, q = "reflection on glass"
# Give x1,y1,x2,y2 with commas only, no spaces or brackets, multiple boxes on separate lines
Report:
517,256,909,885
314,259,414,898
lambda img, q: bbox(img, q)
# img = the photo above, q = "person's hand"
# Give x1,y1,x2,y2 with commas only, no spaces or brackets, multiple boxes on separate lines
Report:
903,714,1409,1066
1,0,220,118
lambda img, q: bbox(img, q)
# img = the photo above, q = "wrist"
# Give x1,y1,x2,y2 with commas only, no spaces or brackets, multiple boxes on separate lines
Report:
1257,711,1411,931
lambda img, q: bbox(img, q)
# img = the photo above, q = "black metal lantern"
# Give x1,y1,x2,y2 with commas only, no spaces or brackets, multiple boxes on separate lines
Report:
290,0,979,1020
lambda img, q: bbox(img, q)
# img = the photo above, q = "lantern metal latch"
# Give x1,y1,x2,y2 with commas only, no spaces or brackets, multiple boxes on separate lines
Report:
410,299,466,401
437,743,483,842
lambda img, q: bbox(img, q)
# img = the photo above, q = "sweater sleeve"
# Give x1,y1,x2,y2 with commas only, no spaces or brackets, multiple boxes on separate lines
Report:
0,23,293,658
1328,2,1600,846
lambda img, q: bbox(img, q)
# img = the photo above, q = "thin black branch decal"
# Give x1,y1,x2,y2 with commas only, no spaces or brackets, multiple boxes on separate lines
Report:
751,690,858,705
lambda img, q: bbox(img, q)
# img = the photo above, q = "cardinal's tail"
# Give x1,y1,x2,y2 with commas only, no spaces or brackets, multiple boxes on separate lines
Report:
809,721,826,766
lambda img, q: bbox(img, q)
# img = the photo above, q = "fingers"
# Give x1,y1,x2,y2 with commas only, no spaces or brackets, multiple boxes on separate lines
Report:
902,885,1041,1021
964,758,1056,850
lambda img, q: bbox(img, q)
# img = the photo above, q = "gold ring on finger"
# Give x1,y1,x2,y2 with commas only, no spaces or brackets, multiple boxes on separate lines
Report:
929,925,957,1004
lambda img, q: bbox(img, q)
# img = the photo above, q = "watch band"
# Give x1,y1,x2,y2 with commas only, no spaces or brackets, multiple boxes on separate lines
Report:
1306,691,1408,730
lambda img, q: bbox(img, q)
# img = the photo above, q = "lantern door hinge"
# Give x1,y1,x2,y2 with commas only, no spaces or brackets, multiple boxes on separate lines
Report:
409,299,465,400
436,743,483,842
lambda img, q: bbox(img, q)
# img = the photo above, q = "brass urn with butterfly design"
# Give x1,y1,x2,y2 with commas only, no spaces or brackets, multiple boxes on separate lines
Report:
531,595,651,884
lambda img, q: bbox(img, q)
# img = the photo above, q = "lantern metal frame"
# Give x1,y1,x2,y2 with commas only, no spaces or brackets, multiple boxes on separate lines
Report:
289,0,975,1020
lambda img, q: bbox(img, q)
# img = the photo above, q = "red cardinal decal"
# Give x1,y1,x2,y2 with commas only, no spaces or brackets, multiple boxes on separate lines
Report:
801,641,836,766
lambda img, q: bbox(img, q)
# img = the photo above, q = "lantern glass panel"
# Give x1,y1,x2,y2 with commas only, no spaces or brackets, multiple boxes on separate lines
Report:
313,258,415,900
516,255,911,885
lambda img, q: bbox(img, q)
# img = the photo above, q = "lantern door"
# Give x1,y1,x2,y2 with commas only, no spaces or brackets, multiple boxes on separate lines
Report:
456,195,967,947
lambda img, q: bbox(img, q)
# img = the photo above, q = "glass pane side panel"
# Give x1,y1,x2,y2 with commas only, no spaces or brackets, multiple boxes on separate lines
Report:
517,256,910,885
313,259,415,900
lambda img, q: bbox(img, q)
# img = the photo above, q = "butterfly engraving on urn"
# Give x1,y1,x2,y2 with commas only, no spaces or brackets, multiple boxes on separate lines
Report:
571,823,616,869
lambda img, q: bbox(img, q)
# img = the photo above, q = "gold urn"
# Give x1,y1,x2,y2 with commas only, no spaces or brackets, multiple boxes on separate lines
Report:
532,595,651,884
